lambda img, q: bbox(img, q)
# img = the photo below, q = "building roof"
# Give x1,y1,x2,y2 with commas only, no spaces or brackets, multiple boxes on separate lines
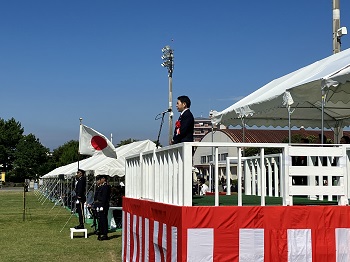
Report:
194,117,211,121
217,129,350,143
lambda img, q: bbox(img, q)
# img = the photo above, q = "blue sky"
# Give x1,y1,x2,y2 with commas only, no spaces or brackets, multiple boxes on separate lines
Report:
1,1,350,150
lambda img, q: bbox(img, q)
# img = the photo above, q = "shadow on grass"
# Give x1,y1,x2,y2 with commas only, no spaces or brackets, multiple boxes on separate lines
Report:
108,233,122,240
87,232,98,237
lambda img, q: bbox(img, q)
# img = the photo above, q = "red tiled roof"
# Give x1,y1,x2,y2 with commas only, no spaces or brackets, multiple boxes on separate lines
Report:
217,129,350,143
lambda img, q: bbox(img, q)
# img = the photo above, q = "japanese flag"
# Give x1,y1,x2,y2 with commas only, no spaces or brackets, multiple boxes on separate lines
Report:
79,124,117,158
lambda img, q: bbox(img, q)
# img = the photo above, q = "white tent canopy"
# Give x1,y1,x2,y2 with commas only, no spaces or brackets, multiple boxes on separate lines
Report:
42,140,156,178
211,48,350,130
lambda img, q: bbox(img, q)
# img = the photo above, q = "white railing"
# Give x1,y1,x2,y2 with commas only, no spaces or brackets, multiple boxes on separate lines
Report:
125,142,350,206
229,147,288,206
287,145,349,205
125,143,193,206
245,153,283,198
226,153,283,205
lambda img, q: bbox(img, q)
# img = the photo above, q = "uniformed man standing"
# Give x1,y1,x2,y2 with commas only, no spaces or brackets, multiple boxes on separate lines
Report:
90,175,102,234
94,175,111,241
74,169,86,229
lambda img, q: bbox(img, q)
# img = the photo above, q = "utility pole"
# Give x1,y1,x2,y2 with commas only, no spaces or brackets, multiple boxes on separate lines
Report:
333,0,341,54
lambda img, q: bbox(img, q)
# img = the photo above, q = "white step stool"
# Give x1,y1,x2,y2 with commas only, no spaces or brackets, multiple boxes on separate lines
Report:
70,228,87,239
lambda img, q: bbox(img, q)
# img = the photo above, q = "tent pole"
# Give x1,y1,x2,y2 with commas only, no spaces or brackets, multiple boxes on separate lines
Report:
78,118,82,170
288,106,291,144
334,121,343,143
241,118,245,143
321,90,325,144
241,117,246,157
284,91,294,144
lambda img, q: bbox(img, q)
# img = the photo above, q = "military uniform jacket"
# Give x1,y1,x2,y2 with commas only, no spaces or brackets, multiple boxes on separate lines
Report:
94,183,111,210
75,176,86,203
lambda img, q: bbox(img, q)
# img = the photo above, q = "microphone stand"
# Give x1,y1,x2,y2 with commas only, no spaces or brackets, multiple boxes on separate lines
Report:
155,111,167,148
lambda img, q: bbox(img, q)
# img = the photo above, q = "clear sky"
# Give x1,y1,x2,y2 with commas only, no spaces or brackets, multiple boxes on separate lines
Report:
1,1,349,150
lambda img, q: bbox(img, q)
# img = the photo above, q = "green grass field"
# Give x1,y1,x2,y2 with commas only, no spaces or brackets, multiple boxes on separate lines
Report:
0,190,122,262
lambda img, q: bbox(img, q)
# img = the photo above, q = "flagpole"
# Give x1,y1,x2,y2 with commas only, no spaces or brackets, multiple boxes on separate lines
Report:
78,117,82,170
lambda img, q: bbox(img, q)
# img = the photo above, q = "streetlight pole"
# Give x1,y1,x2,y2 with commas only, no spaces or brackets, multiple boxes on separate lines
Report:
161,45,174,144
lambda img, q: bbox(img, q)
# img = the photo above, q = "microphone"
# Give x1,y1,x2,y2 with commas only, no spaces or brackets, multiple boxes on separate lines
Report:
160,108,172,114
155,108,172,120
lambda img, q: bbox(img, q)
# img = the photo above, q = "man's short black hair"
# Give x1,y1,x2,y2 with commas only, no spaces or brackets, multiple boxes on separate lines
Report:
100,175,108,180
177,95,191,108
77,169,86,175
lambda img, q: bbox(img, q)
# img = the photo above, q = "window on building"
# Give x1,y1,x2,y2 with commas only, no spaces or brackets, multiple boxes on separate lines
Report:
201,156,207,164
219,153,228,161
207,155,213,163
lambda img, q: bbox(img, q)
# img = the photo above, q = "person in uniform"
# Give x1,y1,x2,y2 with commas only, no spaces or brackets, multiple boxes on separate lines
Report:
94,175,111,241
74,169,86,229
90,175,102,234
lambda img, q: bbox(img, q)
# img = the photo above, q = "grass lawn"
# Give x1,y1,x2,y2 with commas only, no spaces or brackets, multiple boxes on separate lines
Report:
1,189,335,262
0,190,122,262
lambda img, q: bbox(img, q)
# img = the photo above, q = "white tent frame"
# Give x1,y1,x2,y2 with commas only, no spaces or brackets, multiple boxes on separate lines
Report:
211,48,350,142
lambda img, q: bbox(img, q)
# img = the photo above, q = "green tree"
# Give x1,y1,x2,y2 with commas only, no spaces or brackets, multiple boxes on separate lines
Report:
52,140,77,166
50,140,89,168
117,138,139,147
281,134,326,144
0,118,24,173
244,147,282,157
11,134,49,181
282,133,304,144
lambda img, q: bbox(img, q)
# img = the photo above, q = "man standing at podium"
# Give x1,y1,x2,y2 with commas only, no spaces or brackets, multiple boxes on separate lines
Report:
171,95,194,145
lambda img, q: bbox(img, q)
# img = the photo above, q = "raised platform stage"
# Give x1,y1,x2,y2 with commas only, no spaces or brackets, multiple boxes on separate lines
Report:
122,197,350,262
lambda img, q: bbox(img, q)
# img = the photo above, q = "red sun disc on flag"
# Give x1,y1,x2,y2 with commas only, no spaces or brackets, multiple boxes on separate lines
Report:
91,136,107,150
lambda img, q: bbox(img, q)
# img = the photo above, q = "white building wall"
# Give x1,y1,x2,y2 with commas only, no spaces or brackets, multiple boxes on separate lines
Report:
193,130,239,184
193,130,238,164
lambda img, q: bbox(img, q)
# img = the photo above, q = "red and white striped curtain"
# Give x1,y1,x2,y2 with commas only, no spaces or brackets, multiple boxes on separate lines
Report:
122,198,350,262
